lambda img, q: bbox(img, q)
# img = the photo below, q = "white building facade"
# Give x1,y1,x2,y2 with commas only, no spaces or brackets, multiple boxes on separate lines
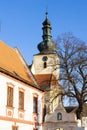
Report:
0,73,43,130
0,40,44,130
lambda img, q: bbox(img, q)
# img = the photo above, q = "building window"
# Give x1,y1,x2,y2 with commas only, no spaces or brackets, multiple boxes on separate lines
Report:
7,86,13,107
57,112,62,120
43,62,47,68
12,126,18,130
19,91,24,110
33,96,38,113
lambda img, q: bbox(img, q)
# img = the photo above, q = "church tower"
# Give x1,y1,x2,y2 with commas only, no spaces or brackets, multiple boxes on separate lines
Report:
31,12,59,79
31,12,62,113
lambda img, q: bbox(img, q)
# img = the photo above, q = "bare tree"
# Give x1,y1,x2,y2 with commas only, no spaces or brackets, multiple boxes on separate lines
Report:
55,32,87,119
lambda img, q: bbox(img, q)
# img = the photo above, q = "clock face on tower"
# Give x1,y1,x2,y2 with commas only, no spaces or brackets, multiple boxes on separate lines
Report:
42,56,48,61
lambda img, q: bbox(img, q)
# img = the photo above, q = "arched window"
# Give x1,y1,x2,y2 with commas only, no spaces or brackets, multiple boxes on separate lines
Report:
57,112,62,120
43,62,47,68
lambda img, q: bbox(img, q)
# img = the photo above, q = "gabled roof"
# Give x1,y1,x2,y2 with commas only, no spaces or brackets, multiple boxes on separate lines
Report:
34,74,60,90
0,40,40,89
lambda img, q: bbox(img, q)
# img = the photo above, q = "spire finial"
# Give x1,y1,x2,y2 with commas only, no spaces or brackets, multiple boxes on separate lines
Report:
46,6,48,19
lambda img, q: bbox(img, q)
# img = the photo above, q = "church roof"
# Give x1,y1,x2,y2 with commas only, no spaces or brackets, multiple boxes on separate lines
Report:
34,74,60,90
0,40,41,89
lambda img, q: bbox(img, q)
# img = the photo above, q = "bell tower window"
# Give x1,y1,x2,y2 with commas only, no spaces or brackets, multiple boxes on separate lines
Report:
42,56,48,68
43,62,47,68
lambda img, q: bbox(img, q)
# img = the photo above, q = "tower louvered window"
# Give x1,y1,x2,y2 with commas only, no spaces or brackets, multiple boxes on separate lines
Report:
43,62,47,68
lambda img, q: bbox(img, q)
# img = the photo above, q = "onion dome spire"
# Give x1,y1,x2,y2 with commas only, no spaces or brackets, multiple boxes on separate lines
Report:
37,12,57,54
42,11,52,41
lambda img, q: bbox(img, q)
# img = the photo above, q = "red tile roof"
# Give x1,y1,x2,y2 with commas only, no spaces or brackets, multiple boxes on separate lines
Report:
35,74,60,90
0,40,38,87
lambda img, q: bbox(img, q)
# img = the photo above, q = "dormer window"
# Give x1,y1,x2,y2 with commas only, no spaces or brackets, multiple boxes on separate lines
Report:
57,112,62,120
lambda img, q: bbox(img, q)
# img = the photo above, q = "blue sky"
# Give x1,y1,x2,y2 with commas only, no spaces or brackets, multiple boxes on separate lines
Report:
0,0,87,64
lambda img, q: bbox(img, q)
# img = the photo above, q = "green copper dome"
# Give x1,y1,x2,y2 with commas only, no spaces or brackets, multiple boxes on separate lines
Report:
37,12,57,54
38,40,57,53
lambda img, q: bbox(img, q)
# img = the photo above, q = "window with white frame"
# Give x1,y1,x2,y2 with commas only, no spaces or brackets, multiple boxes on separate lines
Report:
7,86,13,107
19,90,24,110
